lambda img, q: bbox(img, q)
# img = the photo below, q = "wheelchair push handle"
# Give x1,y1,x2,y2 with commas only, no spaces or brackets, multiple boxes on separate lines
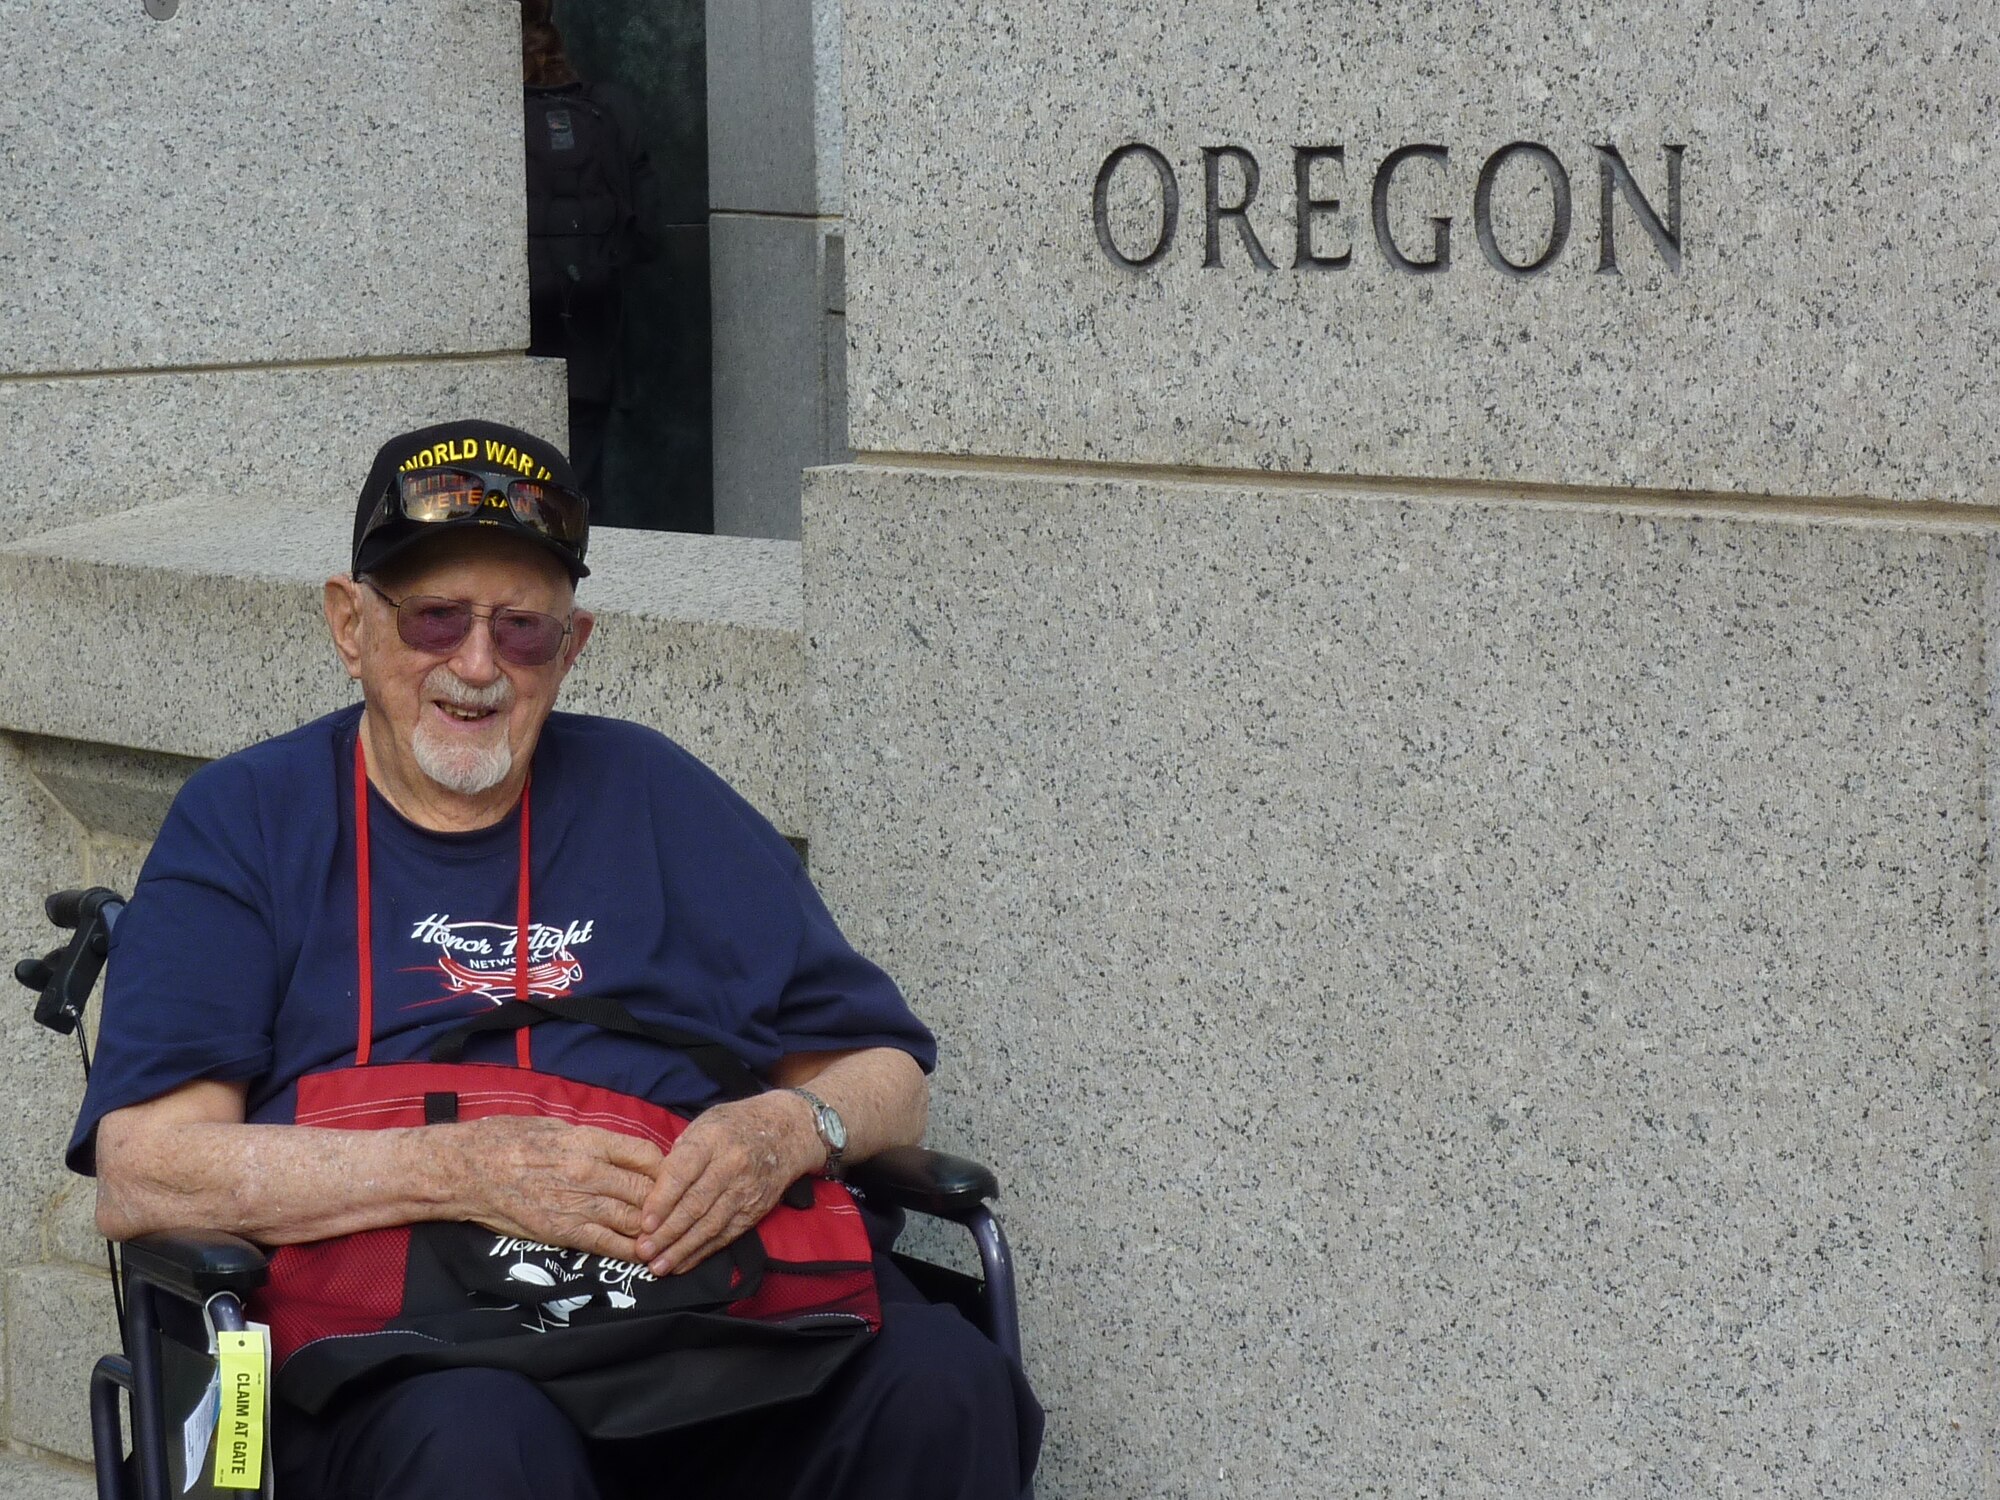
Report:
48,886,122,930
16,886,125,1036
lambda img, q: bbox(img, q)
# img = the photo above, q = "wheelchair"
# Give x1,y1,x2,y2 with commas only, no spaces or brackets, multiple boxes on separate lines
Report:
18,887,1025,1500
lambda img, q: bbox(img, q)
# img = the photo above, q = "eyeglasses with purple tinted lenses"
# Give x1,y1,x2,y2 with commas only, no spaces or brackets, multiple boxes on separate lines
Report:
362,581,573,667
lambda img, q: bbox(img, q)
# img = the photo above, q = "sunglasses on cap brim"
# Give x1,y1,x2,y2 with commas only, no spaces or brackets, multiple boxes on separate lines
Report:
361,466,589,560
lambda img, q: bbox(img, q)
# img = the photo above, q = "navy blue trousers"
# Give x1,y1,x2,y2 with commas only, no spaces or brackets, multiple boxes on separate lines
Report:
274,1259,1042,1500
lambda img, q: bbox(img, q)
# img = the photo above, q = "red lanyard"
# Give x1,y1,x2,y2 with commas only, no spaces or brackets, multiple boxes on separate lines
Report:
352,734,534,1068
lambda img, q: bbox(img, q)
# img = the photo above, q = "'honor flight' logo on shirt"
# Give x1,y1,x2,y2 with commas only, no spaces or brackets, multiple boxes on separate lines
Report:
406,913,595,1004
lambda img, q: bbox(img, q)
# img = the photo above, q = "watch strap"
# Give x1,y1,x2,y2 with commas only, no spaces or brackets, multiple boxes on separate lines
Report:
786,1086,847,1176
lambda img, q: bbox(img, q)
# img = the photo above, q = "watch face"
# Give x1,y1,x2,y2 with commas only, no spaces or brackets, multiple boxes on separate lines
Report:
820,1105,848,1152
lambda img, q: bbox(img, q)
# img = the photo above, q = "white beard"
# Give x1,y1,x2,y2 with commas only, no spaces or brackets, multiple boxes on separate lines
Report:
411,666,515,795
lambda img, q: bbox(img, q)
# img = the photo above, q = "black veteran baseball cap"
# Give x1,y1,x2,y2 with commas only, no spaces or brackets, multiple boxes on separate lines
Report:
352,420,591,581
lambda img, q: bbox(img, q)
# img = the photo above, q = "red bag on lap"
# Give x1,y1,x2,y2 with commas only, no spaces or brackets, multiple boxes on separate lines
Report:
255,1061,880,1439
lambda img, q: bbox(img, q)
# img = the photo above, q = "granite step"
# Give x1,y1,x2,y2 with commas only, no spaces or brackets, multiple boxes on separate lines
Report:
0,1448,94,1499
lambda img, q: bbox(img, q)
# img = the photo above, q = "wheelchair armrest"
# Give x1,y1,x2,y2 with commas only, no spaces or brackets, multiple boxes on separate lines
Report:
847,1144,1000,1219
121,1229,268,1304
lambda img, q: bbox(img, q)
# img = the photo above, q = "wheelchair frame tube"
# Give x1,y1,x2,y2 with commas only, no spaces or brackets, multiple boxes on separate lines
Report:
964,1210,1034,1500
126,1284,169,1500
966,1206,1021,1367
89,1354,132,1500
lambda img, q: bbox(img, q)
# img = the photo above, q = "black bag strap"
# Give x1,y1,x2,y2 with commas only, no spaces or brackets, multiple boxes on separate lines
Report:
429,995,763,1101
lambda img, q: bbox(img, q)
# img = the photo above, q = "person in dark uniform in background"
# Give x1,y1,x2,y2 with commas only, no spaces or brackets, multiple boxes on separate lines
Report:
522,0,656,504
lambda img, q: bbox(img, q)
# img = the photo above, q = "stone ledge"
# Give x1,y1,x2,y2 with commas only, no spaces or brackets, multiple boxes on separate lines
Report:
0,496,807,836
0,358,568,549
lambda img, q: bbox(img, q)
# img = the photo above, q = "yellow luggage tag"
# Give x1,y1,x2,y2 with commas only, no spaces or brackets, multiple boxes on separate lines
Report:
209,1326,269,1492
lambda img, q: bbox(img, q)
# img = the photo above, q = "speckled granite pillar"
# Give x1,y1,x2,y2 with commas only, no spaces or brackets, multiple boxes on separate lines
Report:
815,2,2000,1494
807,467,1995,1497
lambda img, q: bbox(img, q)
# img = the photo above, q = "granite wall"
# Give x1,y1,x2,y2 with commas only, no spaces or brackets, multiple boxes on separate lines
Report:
810,2,2000,1494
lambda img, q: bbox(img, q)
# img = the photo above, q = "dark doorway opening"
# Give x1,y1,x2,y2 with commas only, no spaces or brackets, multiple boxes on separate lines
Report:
546,1,712,534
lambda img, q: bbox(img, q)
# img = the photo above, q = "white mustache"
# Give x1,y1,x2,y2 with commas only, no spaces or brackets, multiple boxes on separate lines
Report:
424,666,514,711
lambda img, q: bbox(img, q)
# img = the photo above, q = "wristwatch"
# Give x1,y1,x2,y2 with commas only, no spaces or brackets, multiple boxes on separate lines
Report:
788,1087,848,1177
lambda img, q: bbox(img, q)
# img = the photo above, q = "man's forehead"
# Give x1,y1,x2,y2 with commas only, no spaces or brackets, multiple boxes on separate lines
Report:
372,529,576,600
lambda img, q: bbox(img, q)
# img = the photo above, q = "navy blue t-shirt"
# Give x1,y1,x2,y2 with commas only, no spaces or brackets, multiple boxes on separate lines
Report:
68,706,935,1173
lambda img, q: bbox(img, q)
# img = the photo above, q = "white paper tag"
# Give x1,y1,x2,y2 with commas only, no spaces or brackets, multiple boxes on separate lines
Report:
181,1369,220,1494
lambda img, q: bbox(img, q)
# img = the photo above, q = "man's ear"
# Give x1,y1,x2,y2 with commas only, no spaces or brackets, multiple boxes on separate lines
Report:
324,576,367,682
561,609,596,673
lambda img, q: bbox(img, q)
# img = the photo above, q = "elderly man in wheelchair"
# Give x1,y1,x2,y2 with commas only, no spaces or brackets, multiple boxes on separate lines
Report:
48,421,1042,1500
